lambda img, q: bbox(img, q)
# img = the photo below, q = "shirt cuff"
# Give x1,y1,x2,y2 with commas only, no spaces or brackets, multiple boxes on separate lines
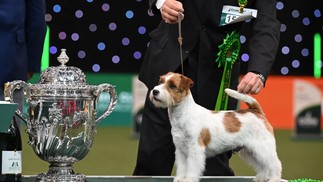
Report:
156,0,166,9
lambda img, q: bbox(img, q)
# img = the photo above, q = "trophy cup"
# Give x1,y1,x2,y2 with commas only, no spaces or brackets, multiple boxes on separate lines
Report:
5,49,117,181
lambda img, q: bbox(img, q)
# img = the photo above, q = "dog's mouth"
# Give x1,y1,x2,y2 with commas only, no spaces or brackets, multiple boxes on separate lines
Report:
152,96,162,102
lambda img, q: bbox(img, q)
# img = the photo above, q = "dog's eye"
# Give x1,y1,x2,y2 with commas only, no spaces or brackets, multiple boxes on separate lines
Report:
168,83,177,89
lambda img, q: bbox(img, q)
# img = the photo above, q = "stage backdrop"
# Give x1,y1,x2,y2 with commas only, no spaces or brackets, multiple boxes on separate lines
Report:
44,0,323,76
32,1,323,128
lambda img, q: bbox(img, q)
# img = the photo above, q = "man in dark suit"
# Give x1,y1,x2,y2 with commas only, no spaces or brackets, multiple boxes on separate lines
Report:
0,0,46,126
134,0,280,176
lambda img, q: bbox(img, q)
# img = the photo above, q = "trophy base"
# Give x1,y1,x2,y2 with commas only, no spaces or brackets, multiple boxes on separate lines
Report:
36,173,86,182
36,164,86,182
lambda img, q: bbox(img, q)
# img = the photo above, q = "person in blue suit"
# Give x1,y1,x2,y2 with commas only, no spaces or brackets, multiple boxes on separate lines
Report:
0,0,46,126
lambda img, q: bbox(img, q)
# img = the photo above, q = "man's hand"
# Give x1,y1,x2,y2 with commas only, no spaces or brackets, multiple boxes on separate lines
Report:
237,72,264,95
160,0,184,24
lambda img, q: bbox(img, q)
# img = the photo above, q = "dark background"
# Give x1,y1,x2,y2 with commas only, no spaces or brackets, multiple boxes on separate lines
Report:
45,0,323,76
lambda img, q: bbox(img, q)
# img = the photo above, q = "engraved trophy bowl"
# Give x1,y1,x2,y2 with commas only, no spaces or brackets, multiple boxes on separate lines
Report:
4,49,117,181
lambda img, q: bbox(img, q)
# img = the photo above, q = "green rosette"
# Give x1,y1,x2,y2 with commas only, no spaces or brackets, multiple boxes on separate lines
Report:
214,30,240,111
238,0,248,12
239,0,248,5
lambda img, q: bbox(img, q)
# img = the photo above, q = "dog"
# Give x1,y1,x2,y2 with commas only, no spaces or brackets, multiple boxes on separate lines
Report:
149,72,282,182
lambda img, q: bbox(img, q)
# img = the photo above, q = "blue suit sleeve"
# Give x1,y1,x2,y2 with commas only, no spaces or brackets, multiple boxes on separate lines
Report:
25,0,46,73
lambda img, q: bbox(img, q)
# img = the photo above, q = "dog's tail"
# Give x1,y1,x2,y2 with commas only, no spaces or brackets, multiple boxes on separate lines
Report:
224,88,264,114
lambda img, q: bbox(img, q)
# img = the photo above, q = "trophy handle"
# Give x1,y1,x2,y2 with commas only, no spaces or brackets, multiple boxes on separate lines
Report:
4,80,31,125
93,83,117,124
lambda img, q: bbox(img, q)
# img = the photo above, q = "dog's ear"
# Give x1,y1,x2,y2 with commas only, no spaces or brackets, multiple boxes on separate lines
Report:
166,72,174,76
188,78,194,88
180,75,194,91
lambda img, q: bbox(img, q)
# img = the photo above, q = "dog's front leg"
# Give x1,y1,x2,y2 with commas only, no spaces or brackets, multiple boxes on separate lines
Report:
174,149,187,182
184,146,206,182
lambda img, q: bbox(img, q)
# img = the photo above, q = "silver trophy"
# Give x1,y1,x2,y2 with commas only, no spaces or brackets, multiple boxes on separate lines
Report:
5,49,117,181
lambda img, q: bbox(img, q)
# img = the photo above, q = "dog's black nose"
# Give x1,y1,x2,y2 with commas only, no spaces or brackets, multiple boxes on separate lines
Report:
152,89,159,96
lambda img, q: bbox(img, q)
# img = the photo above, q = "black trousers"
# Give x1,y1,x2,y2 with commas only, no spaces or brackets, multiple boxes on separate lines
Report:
133,31,239,176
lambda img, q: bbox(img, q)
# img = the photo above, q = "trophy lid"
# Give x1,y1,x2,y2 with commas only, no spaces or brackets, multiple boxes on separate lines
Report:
39,49,87,85
30,49,93,98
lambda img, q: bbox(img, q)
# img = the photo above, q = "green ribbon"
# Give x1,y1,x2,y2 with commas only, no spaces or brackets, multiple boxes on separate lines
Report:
238,0,248,13
214,30,241,111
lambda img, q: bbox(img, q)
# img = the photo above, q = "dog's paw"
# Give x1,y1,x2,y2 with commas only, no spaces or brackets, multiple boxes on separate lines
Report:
182,179,193,182
173,177,183,182
182,177,199,182
253,176,269,182
254,176,282,182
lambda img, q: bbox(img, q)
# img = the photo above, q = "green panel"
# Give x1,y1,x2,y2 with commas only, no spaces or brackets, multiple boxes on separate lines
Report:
86,73,133,126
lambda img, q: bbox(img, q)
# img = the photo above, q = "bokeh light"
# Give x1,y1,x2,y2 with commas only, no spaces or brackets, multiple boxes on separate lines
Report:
46,1,322,75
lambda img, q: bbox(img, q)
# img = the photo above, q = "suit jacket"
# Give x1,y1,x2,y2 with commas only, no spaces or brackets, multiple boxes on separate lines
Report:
139,0,280,92
0,0,46,86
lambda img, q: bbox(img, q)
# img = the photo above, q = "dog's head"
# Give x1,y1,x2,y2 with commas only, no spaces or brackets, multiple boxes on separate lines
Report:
150,72,194,108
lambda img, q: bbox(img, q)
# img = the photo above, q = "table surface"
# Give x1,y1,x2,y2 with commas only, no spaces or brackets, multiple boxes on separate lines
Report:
22,175,288,182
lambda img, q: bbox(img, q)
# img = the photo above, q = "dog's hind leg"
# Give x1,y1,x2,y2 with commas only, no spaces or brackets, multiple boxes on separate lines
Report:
265,151,282,182
242,141,282,182
254,143,281,182
239,148,267,182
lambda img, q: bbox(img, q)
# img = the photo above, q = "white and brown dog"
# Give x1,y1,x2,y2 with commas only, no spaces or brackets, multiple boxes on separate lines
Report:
150,72,282,182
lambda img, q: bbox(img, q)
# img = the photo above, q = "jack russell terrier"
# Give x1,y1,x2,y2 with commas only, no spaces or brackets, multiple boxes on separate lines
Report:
150,72,282,182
